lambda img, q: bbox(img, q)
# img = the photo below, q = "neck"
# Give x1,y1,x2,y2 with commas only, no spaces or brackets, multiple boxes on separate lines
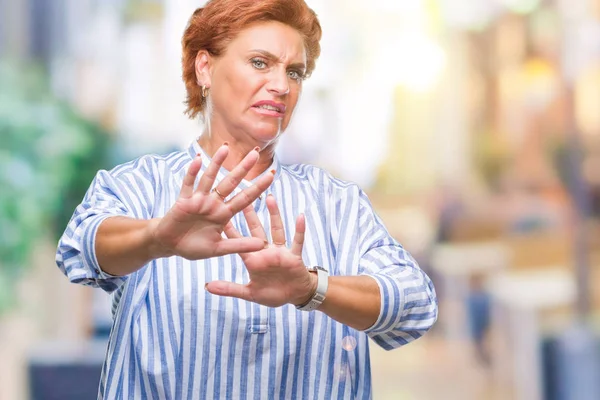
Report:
197,132,276,181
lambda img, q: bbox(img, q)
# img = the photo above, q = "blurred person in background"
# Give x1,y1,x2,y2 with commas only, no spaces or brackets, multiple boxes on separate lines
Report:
55,0,437,398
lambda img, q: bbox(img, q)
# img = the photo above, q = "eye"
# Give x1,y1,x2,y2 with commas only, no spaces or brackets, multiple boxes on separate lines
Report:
251,58,267,69
287,70,305,81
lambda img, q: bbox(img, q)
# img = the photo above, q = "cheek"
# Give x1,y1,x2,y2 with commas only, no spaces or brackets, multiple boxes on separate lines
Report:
226,72,249,92
215,66,256,105
282,97,300,128
235,78,267,109
287,87,301,113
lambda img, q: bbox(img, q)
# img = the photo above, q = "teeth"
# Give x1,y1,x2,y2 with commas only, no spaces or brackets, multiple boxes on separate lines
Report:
257,104,280,112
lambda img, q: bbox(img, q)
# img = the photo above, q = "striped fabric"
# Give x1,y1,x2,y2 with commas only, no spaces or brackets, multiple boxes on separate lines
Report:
56,140,437,399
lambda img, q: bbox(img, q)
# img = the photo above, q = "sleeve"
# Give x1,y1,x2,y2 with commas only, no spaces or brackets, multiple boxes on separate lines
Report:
352,191,438,350
55,157,157,293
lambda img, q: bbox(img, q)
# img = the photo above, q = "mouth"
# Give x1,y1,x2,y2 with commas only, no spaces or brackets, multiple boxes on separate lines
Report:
251,101,287,117
255,104,283,112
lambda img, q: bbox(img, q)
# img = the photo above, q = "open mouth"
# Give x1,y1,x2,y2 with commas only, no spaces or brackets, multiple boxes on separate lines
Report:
255,104,283,113
252,101,287,115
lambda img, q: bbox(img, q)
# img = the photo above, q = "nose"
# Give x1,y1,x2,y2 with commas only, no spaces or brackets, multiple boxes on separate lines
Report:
266,69,290,96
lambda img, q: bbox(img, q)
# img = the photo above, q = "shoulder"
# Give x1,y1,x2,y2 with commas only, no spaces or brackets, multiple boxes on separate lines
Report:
280,163,364,203
108,149,191,181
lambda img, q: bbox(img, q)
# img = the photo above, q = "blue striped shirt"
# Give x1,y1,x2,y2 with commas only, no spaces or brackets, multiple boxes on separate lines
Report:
56,140,437,399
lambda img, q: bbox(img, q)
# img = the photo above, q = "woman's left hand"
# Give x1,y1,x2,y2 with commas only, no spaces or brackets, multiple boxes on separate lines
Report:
205,195,317,308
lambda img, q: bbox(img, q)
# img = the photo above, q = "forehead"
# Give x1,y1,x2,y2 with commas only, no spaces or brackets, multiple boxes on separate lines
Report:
226,21,306,62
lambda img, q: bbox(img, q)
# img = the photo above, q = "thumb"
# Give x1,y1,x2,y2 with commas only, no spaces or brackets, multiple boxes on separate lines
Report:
205,281,253,302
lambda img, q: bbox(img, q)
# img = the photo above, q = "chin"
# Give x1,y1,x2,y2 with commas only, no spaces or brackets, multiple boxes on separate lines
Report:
250,122,284,140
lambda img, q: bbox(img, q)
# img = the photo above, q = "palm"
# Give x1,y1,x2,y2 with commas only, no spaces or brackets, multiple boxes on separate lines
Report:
206,195,315,308
153,145,274,260
240,248,308,307
162,194,231,255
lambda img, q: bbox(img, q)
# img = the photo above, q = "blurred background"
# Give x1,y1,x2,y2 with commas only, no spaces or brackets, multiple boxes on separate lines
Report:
1,0,600,399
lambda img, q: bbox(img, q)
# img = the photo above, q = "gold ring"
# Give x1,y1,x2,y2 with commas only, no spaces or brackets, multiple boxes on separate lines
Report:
212,187,226,200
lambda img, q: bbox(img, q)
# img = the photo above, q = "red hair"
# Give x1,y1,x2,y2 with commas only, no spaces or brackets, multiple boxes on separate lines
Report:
181,0,322,119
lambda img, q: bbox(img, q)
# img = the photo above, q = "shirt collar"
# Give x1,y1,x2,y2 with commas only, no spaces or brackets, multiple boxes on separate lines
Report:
187,140,280,193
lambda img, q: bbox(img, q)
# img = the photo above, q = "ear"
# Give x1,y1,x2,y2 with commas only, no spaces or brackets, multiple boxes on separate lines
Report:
195,50,212,88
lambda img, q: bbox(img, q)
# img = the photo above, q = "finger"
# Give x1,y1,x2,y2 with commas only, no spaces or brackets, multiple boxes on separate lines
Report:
243,205,268,241
213,237,266,256
291,213,305,256
223,221,242,239
223,222,263,262
180,155,202,198
226,170,275,213
196,144,229,194
214,147,260,198
205,281,253,302
266,195,286,246
240,207,266,241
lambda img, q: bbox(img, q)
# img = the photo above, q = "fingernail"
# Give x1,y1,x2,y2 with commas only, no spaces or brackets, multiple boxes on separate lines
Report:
270,169,276,175
223,142,229,146
254,146,260,152
204,283,209,290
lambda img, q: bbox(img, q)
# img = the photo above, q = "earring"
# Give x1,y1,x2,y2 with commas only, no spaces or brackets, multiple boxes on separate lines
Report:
201,85,209,98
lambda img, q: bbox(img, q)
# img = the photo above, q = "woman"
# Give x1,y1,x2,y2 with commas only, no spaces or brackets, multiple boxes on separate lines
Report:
56,0,437,398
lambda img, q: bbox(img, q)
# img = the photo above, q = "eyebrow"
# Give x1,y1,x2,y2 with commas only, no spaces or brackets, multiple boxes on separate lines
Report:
249,49,306,70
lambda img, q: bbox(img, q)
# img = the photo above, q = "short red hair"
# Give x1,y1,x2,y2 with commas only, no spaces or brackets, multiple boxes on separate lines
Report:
181,0,322,119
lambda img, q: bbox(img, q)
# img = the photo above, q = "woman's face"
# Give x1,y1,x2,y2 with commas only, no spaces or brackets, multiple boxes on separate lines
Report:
202,21,307,144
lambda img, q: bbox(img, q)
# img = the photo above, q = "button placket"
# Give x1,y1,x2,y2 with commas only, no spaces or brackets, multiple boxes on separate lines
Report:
234,210,270,334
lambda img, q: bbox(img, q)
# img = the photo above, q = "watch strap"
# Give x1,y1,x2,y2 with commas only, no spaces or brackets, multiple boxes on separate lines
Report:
296,267,328,311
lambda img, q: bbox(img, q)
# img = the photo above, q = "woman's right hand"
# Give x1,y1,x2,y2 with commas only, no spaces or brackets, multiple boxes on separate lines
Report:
150,144,273,260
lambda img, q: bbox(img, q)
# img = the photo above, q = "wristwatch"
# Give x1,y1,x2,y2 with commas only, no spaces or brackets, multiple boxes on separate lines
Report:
296,266,329,312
